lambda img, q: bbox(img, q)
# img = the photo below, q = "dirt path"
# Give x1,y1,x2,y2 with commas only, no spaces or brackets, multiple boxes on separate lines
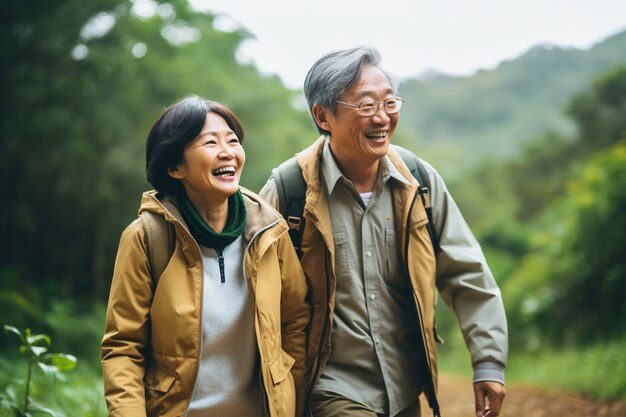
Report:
419,373,626,417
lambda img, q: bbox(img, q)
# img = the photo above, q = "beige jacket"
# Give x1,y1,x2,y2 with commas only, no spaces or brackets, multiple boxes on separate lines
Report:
260,137,508,415
101,188,310,417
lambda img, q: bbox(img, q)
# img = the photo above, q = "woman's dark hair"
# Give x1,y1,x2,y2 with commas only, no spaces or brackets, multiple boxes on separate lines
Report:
146,95,244,196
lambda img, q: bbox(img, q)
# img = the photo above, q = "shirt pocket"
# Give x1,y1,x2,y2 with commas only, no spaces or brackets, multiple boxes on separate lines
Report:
384,220,401,278
333,230,351,282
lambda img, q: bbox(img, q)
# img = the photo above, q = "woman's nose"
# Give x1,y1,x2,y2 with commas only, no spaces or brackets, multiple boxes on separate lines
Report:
217,148,235,159
218,146,235,159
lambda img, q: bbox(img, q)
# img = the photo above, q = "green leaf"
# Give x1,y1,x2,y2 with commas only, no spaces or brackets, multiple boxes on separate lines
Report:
8,401,28,417
41,354,77,372
0,391,20,412
30,346,48,357
37,363,59,378
26,334,51,348
3,386,20,403
3,325,25,344
27,399,64,417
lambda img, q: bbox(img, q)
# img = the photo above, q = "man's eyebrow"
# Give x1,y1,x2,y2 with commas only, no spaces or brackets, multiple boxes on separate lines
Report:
353,87,394,100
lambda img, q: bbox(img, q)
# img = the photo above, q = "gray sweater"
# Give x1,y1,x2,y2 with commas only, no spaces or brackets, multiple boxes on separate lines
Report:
187,236,260,417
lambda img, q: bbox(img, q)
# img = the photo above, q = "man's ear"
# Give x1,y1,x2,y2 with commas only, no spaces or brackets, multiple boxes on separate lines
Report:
312,104,331,132
168,166,184,179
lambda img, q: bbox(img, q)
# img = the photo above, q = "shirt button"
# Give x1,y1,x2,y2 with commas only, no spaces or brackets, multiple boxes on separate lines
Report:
369,293,376,300
366,250,372,257
374,336,380,344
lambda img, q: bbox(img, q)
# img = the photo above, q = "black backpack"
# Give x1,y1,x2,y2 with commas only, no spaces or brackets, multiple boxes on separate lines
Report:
271,145,439,258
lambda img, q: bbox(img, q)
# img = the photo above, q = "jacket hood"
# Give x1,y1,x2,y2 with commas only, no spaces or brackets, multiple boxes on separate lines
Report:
138,187,286,244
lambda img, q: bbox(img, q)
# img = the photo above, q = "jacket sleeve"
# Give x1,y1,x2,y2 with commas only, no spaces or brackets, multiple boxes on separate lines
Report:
423,160,509,383
276,230,311,417
101,219,152,417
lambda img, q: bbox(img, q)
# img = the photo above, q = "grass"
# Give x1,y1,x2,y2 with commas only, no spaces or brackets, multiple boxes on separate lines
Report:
506,336,626,400
436,322,626,401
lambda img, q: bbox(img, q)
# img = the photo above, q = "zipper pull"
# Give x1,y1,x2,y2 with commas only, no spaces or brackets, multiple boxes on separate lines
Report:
216,248,225,283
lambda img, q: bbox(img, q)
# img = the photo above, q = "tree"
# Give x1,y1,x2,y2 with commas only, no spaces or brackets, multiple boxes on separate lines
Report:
0,0,313,307
567,65,626,150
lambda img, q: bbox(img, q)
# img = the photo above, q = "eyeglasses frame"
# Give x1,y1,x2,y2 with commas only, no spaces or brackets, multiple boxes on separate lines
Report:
335,97,404,116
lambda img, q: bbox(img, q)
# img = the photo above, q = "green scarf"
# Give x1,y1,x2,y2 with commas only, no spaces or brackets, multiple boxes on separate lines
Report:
177,189,247,251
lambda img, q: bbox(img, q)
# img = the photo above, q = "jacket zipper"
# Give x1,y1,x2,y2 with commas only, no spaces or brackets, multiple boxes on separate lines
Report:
404,189,441,417
216,248,225,283
243,218,281,417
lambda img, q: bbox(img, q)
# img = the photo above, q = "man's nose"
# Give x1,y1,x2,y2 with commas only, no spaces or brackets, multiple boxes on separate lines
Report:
371,105,391,123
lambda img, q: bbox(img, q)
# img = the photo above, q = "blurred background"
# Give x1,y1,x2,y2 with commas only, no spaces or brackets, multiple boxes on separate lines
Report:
1,0,625,415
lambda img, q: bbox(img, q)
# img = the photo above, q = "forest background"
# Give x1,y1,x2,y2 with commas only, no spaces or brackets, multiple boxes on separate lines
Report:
1,1,625,415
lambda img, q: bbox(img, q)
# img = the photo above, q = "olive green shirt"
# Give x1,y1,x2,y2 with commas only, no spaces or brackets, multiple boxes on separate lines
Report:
313,140,426,416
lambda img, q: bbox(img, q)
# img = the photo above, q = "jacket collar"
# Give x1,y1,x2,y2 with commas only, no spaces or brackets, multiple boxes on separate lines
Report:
320,137,411,195
138,188,286,246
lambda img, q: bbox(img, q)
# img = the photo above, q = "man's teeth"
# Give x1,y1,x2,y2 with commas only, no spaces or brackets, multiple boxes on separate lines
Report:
366,132,387,139
213,167,236,177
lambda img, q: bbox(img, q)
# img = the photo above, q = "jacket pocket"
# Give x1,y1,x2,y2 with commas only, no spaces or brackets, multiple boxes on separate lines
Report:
144,363,177,393
266,350,297,417
268,349,295,385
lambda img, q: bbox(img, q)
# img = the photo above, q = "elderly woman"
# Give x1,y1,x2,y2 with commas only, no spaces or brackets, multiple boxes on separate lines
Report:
101,95,310,417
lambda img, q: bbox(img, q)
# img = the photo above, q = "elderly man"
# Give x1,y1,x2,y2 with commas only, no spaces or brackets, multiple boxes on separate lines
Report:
260,46,507,417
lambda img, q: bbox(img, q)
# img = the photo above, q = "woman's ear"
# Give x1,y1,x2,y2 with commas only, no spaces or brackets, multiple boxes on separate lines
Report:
312,103,331,132
168,166,184,179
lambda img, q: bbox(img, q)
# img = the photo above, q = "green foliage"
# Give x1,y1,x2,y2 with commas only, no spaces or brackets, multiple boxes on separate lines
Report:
507,335,626,400
502,140,626,347
567,65,626,150
1,326,77,417
434,64,626,399
0,0,314,302
506,131,576,221
0,358,106,417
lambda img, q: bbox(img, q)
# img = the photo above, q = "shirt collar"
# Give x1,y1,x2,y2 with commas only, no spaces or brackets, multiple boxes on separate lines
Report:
320,138,411,194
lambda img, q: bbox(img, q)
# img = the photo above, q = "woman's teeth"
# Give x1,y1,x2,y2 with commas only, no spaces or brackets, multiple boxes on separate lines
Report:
213,167,236,177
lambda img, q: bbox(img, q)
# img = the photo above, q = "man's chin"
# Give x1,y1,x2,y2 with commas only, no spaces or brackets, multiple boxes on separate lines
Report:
367,138,390,155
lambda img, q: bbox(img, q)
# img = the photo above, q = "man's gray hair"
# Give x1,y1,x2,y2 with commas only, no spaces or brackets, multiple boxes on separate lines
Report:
303,46,398,134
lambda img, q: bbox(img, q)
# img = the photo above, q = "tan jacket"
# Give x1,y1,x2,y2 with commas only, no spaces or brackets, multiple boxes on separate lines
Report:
260,137,508,415
101,188,310,417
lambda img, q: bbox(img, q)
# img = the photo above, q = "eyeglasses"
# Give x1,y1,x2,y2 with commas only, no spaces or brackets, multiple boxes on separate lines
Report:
336,97,404,117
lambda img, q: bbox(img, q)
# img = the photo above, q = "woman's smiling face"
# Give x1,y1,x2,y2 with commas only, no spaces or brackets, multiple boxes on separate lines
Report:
169,111,245,205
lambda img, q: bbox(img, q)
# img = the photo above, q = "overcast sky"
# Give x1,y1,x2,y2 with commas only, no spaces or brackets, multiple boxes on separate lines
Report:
188,0,626,89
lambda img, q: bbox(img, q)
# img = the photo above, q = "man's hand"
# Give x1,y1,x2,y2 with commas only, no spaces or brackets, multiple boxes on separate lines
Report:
473,381,506,417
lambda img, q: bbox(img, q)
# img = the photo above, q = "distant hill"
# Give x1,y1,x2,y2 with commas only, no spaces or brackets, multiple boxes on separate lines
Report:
397,28,626,174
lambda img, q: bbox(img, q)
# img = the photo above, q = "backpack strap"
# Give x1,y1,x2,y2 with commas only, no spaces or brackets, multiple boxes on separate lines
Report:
140,211,176,287
392,145,440,254
272,157,306,259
